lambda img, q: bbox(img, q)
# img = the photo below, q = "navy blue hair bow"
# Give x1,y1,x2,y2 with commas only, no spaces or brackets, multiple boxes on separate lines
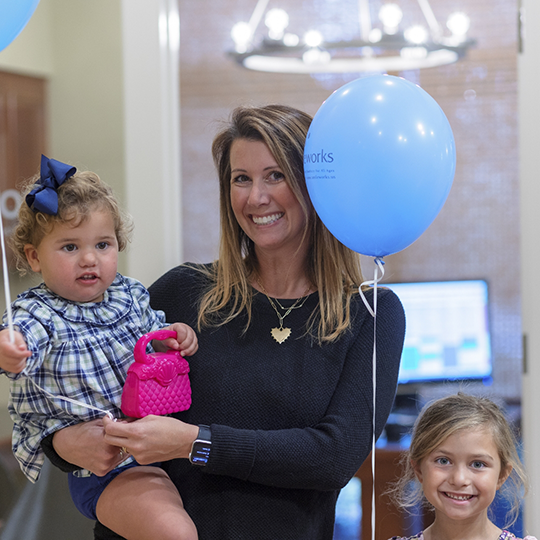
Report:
26,155,76,215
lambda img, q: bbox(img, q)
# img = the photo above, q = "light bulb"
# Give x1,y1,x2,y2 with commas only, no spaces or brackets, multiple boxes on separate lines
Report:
302,48,331,65
404,25,428,44
379,3,403,31
231,21,251,52
265,8,289,34
369,28,383,43
400,46,428,59
304,30,323,48
283,33,300,47
447,12,470,37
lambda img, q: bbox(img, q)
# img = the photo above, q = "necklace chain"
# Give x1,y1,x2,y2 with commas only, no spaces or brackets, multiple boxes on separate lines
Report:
256,278,311,344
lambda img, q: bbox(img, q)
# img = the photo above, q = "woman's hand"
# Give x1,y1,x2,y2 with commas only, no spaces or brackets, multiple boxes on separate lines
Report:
102,415,199,465
52,418,127,476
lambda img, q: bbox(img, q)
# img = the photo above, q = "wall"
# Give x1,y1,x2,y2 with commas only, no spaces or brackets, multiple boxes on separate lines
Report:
0,0,54,77
47,0,125,217
519,0,540,532
121,0,183,287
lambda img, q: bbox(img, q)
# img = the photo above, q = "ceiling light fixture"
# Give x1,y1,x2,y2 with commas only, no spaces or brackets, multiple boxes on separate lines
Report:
229,0,475,74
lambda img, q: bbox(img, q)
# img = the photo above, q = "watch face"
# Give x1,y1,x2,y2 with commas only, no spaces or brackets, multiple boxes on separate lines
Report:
191,441,211,465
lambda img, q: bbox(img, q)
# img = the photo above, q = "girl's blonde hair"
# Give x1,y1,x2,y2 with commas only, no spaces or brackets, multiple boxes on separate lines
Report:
197,104,364,343
11,170,133,275
389,392,528,528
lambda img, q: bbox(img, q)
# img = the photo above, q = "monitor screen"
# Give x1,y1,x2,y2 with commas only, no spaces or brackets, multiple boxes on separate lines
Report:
383,279,492,385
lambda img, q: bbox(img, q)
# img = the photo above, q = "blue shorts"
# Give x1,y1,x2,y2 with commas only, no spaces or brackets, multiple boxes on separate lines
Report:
68,459,160,520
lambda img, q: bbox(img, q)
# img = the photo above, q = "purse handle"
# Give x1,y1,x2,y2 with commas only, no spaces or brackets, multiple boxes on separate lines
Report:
133,329,177,364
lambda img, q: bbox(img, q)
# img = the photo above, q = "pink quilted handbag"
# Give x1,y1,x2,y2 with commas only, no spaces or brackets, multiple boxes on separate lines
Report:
121,329,192,418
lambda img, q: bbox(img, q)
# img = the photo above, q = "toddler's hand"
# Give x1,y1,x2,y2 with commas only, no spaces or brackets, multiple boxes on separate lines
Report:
160,322,199,357
0,329,31,373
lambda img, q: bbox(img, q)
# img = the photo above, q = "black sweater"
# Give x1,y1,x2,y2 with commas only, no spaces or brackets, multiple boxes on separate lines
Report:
149,264,405,540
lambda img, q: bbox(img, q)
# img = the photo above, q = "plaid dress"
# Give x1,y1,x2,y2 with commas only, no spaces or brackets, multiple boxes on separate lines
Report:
0,273,166,482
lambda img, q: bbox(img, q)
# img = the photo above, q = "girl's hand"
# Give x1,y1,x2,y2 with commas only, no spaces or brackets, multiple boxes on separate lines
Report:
155,322,199,357
102,415,199,465
52,419,128,476
0,329,31,373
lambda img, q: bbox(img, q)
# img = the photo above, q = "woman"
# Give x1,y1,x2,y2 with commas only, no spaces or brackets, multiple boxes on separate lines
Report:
43,104,406,539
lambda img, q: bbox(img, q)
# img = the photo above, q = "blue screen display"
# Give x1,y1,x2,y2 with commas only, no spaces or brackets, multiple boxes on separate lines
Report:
383,280,492,384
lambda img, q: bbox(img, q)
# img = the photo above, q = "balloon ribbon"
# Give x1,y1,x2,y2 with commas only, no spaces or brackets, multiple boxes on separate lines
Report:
358,257,385,540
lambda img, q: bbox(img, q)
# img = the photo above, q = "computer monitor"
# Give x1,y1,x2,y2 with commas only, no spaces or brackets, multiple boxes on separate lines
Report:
383,279,492,385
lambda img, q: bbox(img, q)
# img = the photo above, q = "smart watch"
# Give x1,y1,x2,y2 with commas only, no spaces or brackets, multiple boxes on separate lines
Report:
189,425,212,466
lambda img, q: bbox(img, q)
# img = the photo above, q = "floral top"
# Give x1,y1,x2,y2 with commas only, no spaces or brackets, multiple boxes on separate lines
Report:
390,531,537,540
0,273,166,482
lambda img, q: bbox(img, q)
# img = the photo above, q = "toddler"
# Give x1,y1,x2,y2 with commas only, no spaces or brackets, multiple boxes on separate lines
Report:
0,156,198,539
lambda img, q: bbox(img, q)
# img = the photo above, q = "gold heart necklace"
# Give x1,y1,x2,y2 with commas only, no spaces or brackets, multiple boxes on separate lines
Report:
257,278,311,344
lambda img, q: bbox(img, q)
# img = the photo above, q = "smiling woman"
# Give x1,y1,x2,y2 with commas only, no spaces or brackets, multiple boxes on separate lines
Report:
229,138,308,265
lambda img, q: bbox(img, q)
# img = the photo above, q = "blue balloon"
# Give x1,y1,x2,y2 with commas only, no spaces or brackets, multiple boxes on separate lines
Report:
304,74,456,257
0,0,40,53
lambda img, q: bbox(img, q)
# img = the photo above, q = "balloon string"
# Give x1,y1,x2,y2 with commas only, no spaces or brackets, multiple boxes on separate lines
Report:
23,374,115,420
359,257,384,540
359,258,385,316
0,205,14,343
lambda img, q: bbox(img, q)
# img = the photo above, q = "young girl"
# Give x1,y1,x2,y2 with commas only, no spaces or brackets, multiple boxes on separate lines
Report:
389,392,536,540
0,156,198,540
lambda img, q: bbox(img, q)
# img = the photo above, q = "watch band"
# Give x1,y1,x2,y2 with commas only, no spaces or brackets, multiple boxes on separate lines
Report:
189,425,212,466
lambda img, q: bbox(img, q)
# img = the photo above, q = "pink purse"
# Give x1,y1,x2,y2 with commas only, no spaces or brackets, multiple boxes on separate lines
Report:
121,329,192,418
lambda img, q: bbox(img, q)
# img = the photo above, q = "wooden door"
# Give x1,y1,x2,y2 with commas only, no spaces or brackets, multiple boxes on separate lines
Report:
0,71,47,258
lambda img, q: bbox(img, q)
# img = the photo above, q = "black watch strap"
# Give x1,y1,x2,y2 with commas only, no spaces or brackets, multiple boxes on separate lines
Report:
189,425,212,466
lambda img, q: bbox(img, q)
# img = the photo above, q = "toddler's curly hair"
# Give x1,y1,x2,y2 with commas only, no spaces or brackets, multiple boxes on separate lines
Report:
11,170,133,275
